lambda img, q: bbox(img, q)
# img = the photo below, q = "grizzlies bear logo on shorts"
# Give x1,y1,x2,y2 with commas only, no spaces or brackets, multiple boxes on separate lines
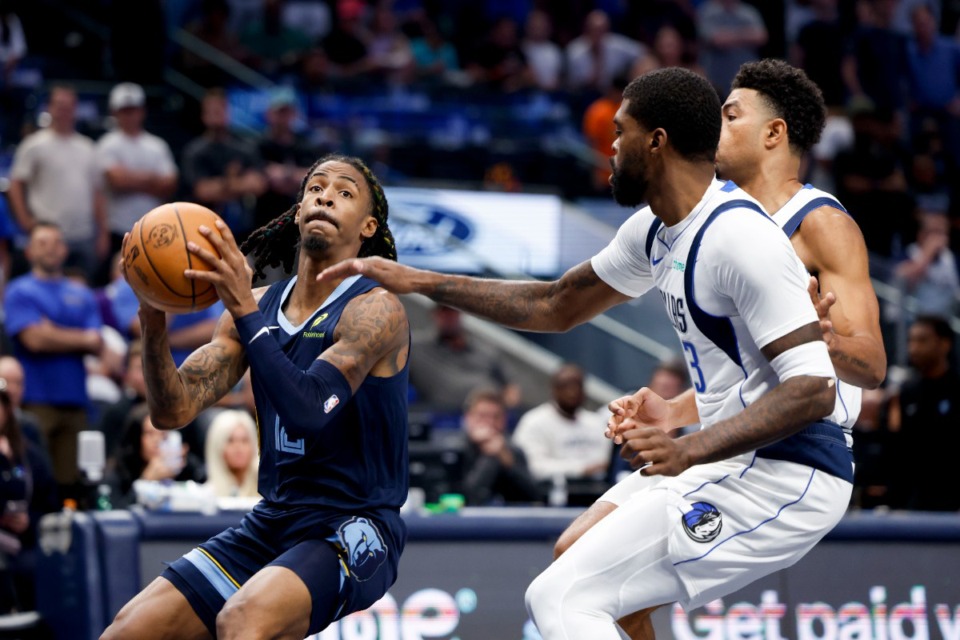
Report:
681,501,723,543
337,517,388,581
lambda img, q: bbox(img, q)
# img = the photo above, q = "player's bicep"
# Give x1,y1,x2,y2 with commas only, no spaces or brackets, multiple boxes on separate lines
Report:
807,212,882,341
178,310,248,411
324,290,409,391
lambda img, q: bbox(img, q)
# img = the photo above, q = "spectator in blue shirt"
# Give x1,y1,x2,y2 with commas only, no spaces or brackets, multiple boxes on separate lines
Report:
3,222,103,499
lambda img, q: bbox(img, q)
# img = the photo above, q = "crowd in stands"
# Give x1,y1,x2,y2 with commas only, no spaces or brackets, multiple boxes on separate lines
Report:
0,0,955,614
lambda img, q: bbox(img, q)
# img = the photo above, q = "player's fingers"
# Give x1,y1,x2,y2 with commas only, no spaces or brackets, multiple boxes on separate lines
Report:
317,259,364,282
186,241,222,269
212,220,239,249
807,275,820,299
183,269,219,283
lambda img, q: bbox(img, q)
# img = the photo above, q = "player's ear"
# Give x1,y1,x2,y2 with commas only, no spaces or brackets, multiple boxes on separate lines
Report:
360,215,378,241
650,128,666,152
293,203,301,224
765,118,787,149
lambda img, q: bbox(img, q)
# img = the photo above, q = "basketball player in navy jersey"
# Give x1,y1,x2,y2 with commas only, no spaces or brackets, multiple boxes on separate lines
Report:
320,68,852,639
558,58,889,639
101,154,410,640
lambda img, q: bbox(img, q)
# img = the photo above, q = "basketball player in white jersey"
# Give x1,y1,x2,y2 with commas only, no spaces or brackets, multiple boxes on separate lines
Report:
319,67,852,639
557,59,887,638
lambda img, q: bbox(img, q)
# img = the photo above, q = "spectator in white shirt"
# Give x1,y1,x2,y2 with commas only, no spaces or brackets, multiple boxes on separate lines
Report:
96,83,178,255
513,363,610,482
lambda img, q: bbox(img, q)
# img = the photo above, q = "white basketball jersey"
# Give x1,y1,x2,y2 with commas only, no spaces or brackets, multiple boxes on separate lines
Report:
770,184,861,436
593,180,851,481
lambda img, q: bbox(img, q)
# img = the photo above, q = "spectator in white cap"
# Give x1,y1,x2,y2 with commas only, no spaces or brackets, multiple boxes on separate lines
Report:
96,82,178,257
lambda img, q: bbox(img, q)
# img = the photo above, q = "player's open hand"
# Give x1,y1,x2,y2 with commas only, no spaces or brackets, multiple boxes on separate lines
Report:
185,221,258,318
606,387,671,443
618,427,692,476
807,275,837,347
317,257,418,294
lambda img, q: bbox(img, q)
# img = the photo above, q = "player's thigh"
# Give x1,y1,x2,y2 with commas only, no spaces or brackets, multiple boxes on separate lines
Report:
101,576,212,640
217,566,313,640
554,500,618,559
532,488,684,620
218,538,343,640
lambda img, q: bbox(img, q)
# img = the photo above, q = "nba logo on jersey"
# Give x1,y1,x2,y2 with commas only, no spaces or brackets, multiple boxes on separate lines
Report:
682,502,723,543
323,395,340,414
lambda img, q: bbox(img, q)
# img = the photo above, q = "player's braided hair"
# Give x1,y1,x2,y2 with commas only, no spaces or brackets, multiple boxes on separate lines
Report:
240,153,397,279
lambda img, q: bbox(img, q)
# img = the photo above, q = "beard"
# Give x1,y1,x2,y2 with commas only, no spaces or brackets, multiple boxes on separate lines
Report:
300,234,330,255
610,153,649,207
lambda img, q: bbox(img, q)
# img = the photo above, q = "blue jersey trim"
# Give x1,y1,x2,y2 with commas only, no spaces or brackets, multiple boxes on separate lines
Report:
720,180,738,192
185,548,240,601
684,199,768,368
780,196,847,238
836,380,850,425
755,420,854,482
674,467,817,567
645,218,664,263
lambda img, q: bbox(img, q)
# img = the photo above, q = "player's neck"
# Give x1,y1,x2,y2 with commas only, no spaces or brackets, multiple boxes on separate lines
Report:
648,161,716,226
288,255,350,314
737,159,803,216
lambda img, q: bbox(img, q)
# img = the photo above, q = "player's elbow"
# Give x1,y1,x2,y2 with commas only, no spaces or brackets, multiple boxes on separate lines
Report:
148,408,191,431
863,354,888,390
806,377,837,421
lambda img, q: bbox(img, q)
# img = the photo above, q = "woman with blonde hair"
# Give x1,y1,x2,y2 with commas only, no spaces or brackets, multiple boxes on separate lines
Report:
203,409,259,498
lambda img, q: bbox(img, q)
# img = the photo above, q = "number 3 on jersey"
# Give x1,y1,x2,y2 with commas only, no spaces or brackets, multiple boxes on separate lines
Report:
682,341,706,392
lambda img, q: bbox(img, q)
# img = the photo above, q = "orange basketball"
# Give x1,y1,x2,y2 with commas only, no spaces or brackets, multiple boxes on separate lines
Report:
122,202,223,314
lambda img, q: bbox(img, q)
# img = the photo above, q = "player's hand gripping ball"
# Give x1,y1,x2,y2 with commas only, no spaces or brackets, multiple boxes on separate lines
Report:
123,202,224,314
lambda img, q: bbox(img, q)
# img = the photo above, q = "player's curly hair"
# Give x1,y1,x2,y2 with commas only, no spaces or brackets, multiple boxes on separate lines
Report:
732,59,826,154
622,67,721,163
240,153,397,279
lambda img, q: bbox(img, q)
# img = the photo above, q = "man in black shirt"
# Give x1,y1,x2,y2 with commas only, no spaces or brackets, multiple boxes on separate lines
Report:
889,315,960,511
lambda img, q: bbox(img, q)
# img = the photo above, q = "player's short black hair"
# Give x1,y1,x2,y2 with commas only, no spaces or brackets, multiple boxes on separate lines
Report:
732,59,826,154
622,67,721,162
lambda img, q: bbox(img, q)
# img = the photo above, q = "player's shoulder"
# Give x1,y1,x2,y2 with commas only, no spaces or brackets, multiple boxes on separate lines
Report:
792,188,863,246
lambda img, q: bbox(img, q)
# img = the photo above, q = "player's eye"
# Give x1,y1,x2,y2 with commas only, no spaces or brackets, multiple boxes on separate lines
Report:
340,190,352,198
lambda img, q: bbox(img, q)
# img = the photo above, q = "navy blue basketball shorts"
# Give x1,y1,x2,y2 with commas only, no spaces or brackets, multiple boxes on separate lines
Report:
162,502,404,636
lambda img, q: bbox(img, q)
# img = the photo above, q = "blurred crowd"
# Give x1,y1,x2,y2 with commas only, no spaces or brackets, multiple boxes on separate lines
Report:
0,0,954,616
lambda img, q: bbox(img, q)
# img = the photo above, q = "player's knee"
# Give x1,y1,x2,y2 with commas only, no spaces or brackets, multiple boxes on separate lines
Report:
217,595,263,640
525,570,557,622
100,609,136,640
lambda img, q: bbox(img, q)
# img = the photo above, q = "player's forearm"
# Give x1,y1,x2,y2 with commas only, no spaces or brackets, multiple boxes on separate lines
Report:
413,272,574,332
139,310,194,429
828,333,886,389
679,375,835,466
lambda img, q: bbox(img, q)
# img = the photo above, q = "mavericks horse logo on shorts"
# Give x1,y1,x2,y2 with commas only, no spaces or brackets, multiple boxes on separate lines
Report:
681,501,723,543
337,517,388,582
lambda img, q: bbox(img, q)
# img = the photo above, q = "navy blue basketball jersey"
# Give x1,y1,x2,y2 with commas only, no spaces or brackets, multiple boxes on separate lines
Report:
251,274,409,512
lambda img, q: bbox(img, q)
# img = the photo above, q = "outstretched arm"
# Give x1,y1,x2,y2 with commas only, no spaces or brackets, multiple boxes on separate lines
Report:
318,257,630,332
802,207,886,388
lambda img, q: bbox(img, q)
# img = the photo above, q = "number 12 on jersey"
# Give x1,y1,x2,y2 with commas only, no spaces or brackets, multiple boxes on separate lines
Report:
682,341,706,392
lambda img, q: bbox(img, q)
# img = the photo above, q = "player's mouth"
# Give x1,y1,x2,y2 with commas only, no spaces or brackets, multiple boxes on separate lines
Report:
304,210,338,229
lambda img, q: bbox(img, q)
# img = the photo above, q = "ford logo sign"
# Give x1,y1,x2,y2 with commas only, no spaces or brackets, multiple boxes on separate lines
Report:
390,202,473,256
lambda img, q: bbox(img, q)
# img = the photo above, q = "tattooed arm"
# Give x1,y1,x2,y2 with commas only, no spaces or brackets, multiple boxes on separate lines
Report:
318,258,630,332
139,302,251,431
